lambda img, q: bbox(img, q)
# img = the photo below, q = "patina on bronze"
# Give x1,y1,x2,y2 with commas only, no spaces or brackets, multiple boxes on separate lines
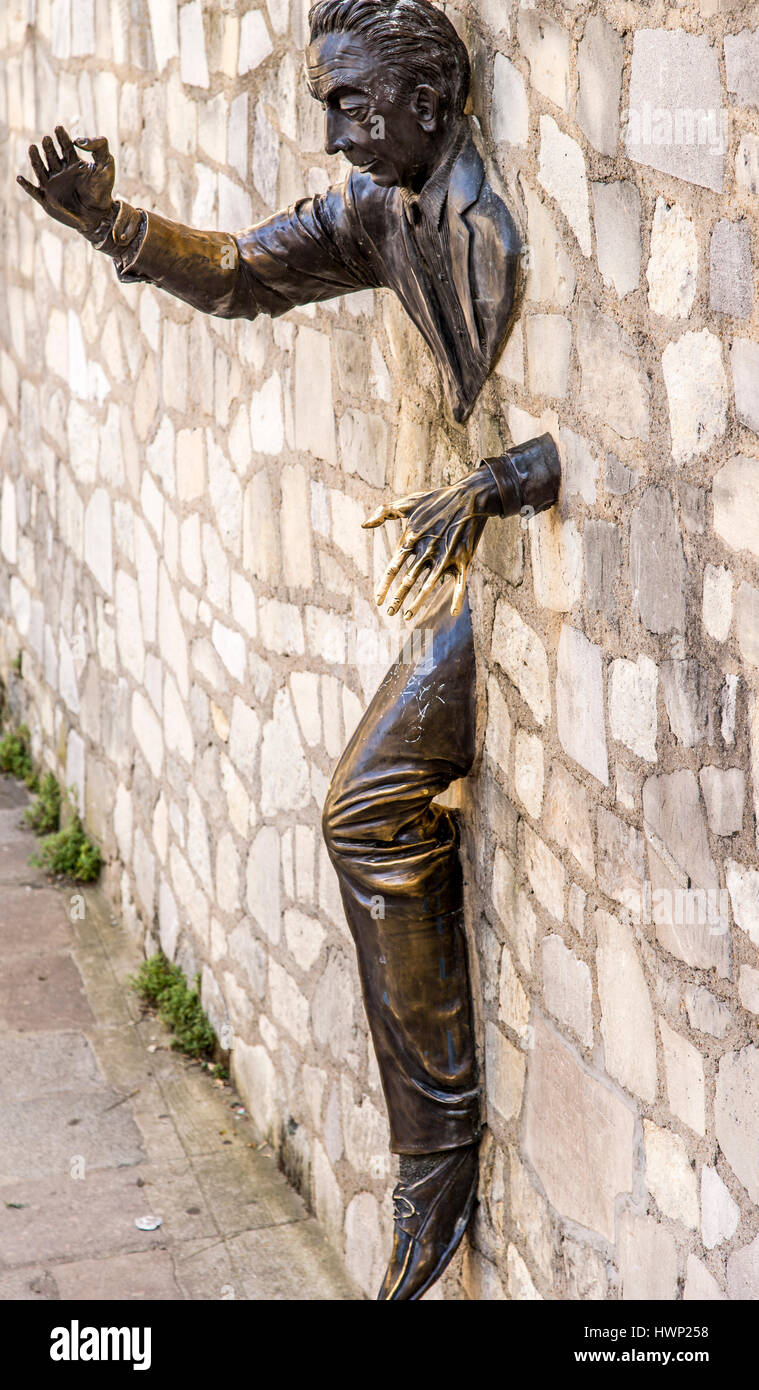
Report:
19,0,561,1300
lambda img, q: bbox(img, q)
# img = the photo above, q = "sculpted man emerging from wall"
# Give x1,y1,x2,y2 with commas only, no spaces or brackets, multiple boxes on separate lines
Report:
18,0,560,1300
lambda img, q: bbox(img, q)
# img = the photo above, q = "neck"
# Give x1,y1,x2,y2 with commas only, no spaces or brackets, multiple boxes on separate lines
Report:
406,116,465,193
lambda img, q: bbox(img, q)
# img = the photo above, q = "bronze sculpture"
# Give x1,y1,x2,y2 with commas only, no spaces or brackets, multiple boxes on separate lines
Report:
19,0,560,1300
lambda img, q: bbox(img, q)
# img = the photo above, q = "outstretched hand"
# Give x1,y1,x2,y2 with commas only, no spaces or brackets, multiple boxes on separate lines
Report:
17,126,116,238
362,468,500,622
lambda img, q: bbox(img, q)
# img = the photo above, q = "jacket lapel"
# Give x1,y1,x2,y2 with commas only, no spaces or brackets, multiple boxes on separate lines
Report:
447,137,485,357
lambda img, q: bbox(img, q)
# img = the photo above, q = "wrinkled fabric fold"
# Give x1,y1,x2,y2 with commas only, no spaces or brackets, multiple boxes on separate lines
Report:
322,586,480,1154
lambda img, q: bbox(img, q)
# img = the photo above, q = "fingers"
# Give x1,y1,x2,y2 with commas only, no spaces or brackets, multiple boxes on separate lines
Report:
386,555,431,618
403,563,446,621
362,504,395,530
75,135,111,169
55,125,78,164
17,174,45,205
450,566,468,618
42,134,63,174
375,546,414,608
28,143,49,184
362,492,428,529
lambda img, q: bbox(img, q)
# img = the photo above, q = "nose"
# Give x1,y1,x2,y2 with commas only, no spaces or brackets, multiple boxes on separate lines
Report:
324,107,353,156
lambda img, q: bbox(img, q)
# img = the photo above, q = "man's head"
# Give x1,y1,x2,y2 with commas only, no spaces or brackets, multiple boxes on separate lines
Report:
306,0,470,190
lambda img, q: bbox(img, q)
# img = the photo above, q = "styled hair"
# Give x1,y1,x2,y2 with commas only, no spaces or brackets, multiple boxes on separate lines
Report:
308,0,471,117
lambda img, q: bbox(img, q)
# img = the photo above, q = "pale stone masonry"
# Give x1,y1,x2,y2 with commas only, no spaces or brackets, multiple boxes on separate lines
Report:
1,0,759,1301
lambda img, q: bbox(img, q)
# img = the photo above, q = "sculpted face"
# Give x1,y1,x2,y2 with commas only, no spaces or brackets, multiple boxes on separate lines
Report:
306,32,444,191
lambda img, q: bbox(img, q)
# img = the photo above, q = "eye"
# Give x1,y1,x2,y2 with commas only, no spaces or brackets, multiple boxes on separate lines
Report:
339,97,372,122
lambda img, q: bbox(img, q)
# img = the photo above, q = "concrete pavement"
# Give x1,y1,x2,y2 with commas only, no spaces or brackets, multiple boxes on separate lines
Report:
0,774,359,1301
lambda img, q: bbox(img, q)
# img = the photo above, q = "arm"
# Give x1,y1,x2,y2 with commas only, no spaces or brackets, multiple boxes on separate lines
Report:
18,128,376,320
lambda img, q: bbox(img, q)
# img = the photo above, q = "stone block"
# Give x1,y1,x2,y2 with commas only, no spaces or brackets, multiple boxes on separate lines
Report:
725,29,759,106
179,2,209,88
524,1019,634,1242
525,313,571,398
260,690,310,816
625,29,723,191
736,581,759,667
556,624,608,786
715,1045,759,1202
538,116,591,256
618,1212,678,1301
643,770,727,974
730,339,759,434
629,488,685,634
514,731,543,819
646,199,697,319
498,945,530,1041
725,860,759,948
699,767,744,836
736,134,759,195
491,600,551,725
485,1023,526,1125
541,934,592,1048
701,1166,739,1250
238,8,273,74
643,1120,698,1228
683,1256,725,1301
660,659,710,749
596,908,657,1103
739,965,759,1015
710,219,752,318
295,327,336,463
518,9,570,112
591,181,641,297
530,510,583,612
522,183,576,307
663,330,727,463
608,655,657,762
597,807,647,912
576,299,650,440
577,14,624,156
660,1017,705,1136
727,1233,759,1301
684,985,731,1039
492,54,528,146
524,825,565,922
713,455,759,558
543,763,594,879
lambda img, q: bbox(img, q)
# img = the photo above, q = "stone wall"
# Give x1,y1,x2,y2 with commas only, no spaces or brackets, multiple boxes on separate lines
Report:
1,0,758,1300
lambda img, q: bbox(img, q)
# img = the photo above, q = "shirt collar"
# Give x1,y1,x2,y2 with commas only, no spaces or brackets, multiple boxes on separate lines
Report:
400,122,468,228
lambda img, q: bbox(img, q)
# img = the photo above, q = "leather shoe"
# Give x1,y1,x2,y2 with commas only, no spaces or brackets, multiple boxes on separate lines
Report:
377,1145,478,1301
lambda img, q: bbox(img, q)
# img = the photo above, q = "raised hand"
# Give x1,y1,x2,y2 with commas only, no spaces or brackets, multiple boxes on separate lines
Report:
17,126,116,239
362,466,501,622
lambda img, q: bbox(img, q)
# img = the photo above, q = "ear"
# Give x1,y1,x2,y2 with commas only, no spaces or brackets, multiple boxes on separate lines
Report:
411,84,440,132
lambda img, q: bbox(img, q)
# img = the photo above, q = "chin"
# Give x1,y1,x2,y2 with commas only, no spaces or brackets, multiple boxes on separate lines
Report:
368,168,400,187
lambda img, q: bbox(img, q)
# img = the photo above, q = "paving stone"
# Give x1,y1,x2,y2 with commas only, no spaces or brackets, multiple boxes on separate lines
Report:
54,1248,183,1301
0,1031,101,1102
524,1018,634,1242
0,1088,146,1182
0,952,94,1032
0,885,73,955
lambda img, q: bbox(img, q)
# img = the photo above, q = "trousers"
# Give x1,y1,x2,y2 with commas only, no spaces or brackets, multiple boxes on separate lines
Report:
322,585,481,1154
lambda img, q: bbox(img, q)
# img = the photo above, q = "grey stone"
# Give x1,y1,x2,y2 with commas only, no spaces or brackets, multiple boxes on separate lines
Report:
713,455,759,558
0,1090,145,1182
715,1046,759,1203
730,339,759,433
725,860,759,949
626,30,724,192
660,659,711,749
629,488,686,635
518,9,570,112
710,220,753,318
725,29,759,106
538,116,591,256
0,1032,101,1102
591,181,642,297
699,767,745,836
701,1165,739,1250
577,15,624,156
576,299,650,440
680,482,705,534
663,330,728,463
683,1256,726,1302
541,935,593,1048
584,519,621,618
523,1018,634,1242
605,452,638,496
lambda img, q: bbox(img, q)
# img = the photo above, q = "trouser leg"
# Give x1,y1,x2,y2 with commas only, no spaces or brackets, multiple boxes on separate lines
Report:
322,585,480,1154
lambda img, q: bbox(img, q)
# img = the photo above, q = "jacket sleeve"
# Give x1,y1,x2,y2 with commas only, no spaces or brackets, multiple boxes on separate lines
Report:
113,176,380,319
